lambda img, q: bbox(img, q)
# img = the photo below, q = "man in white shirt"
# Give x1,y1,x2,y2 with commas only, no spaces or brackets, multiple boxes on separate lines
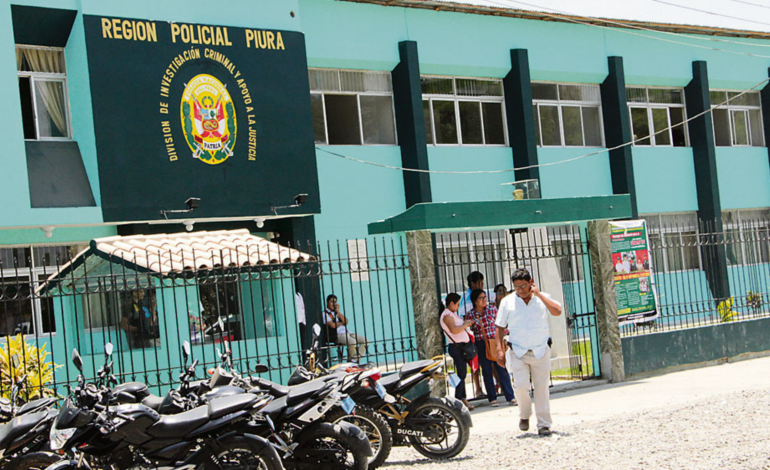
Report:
495,268,562,436
296,291,307,350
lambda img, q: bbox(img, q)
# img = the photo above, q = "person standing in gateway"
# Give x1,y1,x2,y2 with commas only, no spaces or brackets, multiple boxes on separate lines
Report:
495,268,562,436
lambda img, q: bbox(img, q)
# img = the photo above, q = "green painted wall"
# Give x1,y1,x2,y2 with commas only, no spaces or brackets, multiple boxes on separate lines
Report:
428,147,514,203
632,147,699,214
715,147,770,210
621,316,770,376
538,148,614,199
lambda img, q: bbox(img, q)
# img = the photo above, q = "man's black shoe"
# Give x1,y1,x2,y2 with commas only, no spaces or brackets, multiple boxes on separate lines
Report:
538,427,552,436
519,419,529,431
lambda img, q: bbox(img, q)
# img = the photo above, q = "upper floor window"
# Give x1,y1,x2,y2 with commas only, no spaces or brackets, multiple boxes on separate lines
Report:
310,69,397,145
17,46,71,140
626,87,687,147
532,82,603,147
421,76,507,146
710,90,764,147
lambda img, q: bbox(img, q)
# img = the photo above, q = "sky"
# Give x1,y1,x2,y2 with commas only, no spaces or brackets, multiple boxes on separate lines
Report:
427,0,770,33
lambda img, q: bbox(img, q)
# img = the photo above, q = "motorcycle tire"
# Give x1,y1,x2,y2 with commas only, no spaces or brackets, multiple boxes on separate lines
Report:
5,451,62,470
210,435,283,470
292,422,370,470
326,405,393,470
407,399,470,460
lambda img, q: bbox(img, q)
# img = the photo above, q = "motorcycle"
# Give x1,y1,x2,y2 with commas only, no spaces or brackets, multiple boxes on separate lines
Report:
47,346,284,470
286,324,473,465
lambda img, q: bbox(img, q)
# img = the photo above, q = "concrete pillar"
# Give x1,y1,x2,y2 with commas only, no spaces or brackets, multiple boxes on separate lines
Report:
587,220,626,383
503,49,540,183
406,229,444,396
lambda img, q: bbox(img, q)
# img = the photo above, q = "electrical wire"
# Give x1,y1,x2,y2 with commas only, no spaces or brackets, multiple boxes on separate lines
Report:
482,0,770,59
317,77,770,174
650,0,770,27
727,0,770,10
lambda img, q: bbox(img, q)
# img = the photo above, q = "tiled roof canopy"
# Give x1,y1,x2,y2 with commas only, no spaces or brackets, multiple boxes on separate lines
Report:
92,229,313,274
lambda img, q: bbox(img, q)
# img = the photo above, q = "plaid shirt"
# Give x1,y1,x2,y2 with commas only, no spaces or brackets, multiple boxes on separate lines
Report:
466,304,498,340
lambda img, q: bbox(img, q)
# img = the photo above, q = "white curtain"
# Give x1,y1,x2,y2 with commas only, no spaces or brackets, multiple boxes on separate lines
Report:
21,48,67,137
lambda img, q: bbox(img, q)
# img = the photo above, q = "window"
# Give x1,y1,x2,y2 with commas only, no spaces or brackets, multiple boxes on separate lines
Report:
16,46,71,140
197,281,242,343
310,69,397,145
710,90,764,147
626,87,687,147
0,245,72,337
532,83,603,147
722,209,770,266
643,212,701,272
80,288,161,349
421,76,507,146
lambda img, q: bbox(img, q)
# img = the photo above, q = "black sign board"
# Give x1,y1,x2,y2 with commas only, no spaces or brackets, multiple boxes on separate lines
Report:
83,15,319,222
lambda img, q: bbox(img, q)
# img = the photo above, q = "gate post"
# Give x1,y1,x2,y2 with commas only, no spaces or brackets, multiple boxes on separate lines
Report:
587,220,626,383
405,230,444,396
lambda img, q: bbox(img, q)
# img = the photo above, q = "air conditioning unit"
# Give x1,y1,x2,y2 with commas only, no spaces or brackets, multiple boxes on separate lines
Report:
500,179,540,200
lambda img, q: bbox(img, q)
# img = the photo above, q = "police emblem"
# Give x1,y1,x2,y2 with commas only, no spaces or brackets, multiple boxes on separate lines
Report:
180,74,236,165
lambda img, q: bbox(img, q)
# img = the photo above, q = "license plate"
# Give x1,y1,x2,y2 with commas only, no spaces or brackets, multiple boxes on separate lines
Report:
341,396,356,414
375,381,386,399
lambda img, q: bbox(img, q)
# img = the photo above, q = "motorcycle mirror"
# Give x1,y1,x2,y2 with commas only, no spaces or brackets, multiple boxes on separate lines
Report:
313,324,321,336
72,349,83,372
218,317,225,332
254,364,268,374
0,397,9,406
10,354,20,369
105,343,114,357
182,341,191,361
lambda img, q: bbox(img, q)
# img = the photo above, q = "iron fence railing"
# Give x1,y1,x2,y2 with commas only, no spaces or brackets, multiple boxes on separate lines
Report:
0,235,416,400
433,226,600,382
620,217,770,337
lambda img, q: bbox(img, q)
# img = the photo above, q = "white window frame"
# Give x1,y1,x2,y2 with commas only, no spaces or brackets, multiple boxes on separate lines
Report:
627,86,689,147
0,245,67,338
309,68,398,146
722,209,770,266
710,89,764,147
532,81,605,148
642,212,702,273
17,45,73,142
421,75,509,147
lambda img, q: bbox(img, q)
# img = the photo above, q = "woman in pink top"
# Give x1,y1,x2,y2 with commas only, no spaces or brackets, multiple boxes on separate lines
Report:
440,292,475,410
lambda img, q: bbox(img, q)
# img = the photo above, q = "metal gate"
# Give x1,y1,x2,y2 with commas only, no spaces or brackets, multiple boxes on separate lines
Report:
432,226,600,382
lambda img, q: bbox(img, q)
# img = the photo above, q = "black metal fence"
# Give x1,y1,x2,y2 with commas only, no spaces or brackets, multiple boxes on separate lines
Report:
433,226,600,381
0,235,416,401
620,214,770,337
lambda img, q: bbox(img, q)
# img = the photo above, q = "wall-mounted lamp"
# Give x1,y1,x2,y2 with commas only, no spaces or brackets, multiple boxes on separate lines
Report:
183,221,195,232
41,226,55,238
254,217,266,229
271,194,309,216
160,197,201,219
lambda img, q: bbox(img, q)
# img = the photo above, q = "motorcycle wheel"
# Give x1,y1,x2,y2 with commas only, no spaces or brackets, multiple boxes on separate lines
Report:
326,405,393,470
211,435,283,470
5,451,61,470
407,399,470,460
292,423,370,470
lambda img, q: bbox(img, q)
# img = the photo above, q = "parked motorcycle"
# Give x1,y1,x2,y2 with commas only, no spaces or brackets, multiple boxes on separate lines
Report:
47,346,284,470
285,324,473,466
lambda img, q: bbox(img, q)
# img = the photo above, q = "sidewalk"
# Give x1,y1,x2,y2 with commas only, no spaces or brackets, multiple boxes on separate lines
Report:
465,355,770,434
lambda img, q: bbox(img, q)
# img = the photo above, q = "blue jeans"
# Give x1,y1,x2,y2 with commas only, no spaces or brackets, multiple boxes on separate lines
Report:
476,340,514,402
447,343,468,400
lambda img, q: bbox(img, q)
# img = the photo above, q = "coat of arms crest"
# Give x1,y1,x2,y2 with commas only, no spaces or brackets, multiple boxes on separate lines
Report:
180,74,236,165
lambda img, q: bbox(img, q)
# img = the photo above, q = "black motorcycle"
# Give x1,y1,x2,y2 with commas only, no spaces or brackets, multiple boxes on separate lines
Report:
47,347,284,470
285,325,473,466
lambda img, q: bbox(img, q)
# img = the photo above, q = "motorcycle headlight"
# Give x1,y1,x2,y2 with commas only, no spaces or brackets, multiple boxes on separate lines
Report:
50,426,77,451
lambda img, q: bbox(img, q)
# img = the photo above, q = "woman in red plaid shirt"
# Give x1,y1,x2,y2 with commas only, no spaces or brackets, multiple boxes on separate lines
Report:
466,289,515,406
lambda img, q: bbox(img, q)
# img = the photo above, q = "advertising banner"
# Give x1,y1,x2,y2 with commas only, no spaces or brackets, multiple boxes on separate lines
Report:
610,220,659,324
83,15,319,222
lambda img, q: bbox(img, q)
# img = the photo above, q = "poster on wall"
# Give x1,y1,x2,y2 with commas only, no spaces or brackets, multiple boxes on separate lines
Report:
83,15,320,222
610,220,659,324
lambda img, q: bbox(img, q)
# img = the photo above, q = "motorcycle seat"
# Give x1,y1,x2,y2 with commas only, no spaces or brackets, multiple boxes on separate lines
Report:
251,377,289,397
207,393,258,420
260,395,287,421
141,394,164,410
17,397,56,415
378,373,401,392
147,406,209,438
0,410,48,450
399,359,435,378
286,379,329,406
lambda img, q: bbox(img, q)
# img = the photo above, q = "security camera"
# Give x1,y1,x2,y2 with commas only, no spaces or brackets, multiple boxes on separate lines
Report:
185,197,201,211
294,194,308,206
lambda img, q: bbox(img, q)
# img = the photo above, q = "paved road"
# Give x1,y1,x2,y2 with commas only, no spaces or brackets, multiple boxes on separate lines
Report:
383,356,770,469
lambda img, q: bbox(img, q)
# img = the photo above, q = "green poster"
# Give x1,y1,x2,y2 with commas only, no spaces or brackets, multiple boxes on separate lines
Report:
610,220,659,324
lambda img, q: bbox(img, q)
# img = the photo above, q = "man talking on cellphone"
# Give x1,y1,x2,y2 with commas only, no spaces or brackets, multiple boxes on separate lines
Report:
495,268,562,436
